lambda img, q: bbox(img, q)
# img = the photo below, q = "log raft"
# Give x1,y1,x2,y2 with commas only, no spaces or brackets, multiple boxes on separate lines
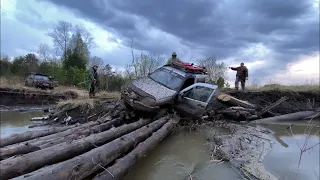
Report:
11,117,171,180
0,114,176,180
0,117,123,160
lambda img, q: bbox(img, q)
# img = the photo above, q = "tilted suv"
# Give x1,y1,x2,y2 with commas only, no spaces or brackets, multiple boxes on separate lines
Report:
121,62,218,117
25,73,56,90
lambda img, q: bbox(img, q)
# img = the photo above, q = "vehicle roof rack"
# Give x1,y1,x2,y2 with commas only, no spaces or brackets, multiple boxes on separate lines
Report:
164,62,207,74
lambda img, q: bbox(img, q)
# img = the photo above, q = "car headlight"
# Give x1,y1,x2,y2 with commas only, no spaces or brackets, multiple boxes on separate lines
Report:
141,97,156,105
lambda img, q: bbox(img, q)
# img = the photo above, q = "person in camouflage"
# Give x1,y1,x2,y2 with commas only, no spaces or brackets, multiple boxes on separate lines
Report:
229,62,248,90
166,52,182,65
88,65,99,98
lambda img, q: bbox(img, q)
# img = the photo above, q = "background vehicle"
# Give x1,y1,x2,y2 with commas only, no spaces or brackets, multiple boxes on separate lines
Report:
25,73,56,90
121,62,218,117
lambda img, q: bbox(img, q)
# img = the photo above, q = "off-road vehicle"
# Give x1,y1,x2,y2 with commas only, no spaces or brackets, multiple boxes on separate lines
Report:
25,73,56,90
121,62,218,117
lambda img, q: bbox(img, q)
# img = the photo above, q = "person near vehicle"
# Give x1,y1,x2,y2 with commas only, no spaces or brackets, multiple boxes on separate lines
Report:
88,64,99,98
166,52,182,65
229,62,248,90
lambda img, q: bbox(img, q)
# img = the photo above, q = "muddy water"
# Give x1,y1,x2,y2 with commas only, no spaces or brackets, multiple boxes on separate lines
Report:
123,127,240,180
0,110,46,138
263,123,320,180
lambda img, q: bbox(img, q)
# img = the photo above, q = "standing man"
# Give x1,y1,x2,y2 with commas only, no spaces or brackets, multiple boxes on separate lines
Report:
166,52,182,65
88,64,99,98
229,62,248,90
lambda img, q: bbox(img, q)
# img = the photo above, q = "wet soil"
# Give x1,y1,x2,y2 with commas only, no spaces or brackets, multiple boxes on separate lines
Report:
0,88,78,106
207,121,278,180
43,99,122,125
228,90,320,114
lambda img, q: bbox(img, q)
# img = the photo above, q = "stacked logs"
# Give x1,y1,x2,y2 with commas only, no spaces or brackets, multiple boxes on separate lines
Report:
0,114,178,180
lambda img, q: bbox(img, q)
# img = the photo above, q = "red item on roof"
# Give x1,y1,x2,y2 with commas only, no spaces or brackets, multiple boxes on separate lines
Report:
172,62,206,74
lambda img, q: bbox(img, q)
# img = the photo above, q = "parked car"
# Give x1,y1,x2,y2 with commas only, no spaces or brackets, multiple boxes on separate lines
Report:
121,62,218,117
25,73,56,90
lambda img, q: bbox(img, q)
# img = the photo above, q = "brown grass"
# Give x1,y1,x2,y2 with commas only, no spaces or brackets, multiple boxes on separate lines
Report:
56,97,95,111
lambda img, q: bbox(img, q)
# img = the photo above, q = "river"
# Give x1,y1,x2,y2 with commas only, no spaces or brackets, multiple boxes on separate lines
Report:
0,111,319,180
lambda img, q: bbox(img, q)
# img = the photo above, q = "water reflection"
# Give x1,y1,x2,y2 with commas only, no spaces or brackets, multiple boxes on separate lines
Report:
0,111,45,138
263,123,320,180
123,128,240,180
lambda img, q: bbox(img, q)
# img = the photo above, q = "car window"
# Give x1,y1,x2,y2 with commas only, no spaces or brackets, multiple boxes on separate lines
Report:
34,75,49,81
196,78,205,83
183,86,214,102
149,68,184,90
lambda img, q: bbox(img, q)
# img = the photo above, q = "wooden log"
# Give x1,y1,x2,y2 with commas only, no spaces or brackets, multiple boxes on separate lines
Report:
92,120,176,180
1,115,112,147
251,111,319,124
0,118,155,179
217,93,256,109
219,108,253,121
229,106,256,113
31,116,49,121
257,96,289,117
0,117,123,160
11,117,169,180
0,125,76,148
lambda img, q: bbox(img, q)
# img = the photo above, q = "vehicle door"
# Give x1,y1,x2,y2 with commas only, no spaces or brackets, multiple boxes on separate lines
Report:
175,83,217,117
26,75,34,85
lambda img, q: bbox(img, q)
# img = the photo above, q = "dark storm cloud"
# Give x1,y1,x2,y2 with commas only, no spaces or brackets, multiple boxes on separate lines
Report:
41,0,319,68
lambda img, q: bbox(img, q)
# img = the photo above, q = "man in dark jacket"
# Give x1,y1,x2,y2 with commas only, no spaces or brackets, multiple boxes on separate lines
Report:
88,65,99,98
229,63,248,90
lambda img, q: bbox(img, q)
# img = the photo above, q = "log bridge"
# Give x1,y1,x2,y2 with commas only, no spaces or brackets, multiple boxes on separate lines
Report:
0,115,178,180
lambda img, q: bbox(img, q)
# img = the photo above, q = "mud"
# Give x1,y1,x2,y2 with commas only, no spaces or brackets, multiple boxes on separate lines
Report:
207,121,278,180
41,99,122,125
228,90,320,114
0,88,78,106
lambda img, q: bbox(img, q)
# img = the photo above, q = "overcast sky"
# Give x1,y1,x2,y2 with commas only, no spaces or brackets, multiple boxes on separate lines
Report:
1,0,319,86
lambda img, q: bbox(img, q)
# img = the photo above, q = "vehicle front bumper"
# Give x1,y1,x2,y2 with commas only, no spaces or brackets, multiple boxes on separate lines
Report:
121,91,160,112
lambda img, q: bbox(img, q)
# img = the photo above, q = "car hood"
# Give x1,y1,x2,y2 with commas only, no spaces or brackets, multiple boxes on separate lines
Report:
131,77,177,100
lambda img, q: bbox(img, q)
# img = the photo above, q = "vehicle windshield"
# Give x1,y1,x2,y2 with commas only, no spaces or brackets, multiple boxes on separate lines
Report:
34,75,49,81
149,68,184,90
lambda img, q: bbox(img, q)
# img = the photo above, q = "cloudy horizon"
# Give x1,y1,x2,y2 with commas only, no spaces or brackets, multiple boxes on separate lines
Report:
1,0,319,86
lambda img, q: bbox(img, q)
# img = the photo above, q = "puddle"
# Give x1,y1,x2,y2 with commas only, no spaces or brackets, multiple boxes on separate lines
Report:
123,127,240,180
0,110,46,138
263,123,320,180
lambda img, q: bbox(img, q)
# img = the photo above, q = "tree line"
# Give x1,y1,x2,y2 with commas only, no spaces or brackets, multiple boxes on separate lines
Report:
0,21,229,91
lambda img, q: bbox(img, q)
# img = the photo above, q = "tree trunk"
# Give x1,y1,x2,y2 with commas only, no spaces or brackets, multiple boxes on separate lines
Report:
92,120,175,180
11,117,169,180
0,125,77,148
0,118,155,180
252,111,319,124
256,96,289,117
0,117,123,160
217,93,257,109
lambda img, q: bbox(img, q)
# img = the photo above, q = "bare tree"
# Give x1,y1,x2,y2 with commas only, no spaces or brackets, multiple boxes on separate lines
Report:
126,39,164,79
74,25,96,49
47,21,73,61
89,56,104,71
37,43,56,62
198,57,228,83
